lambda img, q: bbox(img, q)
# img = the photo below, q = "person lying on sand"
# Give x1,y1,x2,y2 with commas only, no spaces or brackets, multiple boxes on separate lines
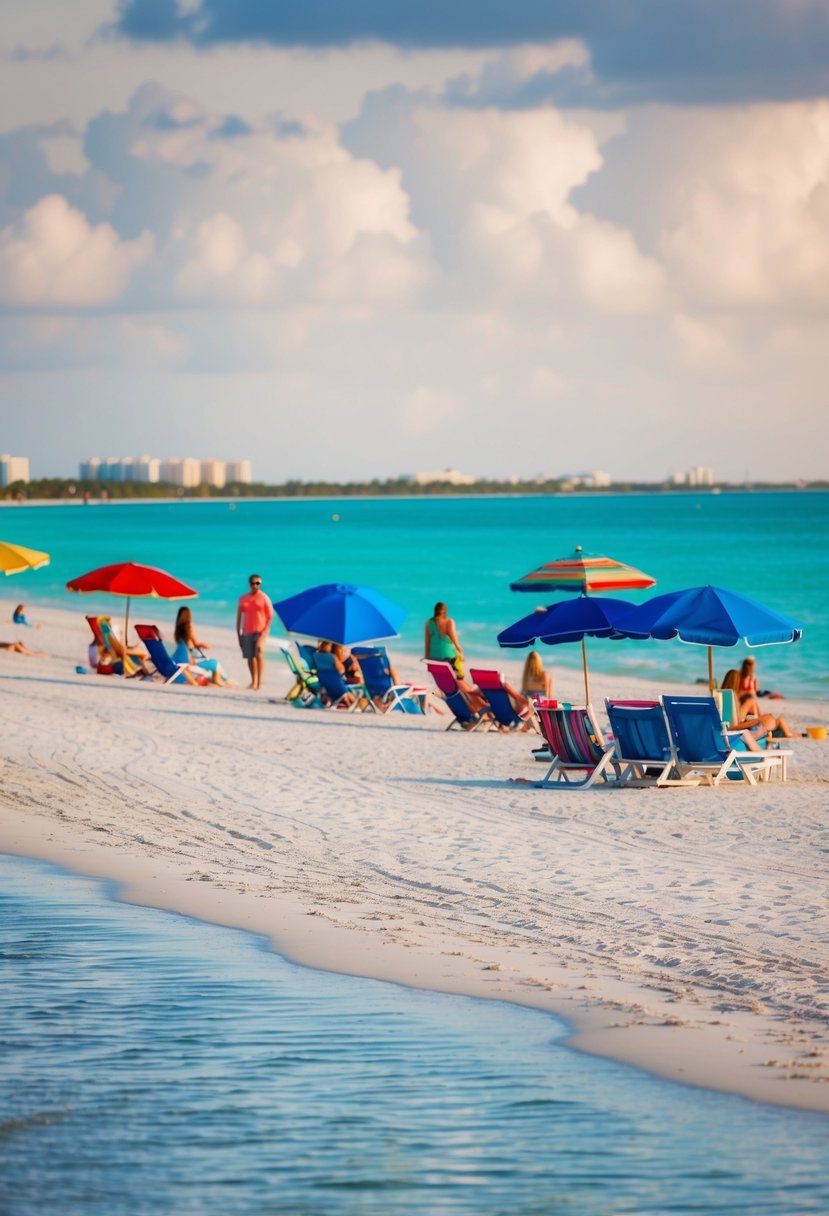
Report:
1,640,48,656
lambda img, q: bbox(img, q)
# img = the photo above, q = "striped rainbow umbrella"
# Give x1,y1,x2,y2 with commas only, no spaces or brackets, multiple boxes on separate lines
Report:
510,546,655,594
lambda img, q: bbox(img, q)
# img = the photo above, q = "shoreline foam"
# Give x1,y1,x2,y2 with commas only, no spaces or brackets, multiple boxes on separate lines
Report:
2,600,828,1113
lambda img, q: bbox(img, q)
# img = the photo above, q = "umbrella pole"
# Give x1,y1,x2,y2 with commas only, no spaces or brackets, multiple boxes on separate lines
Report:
582,638,590,706
708,645,714,693
123,597,131,677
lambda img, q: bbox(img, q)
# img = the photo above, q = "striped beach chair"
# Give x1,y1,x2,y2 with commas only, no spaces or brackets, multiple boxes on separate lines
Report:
535,703,618,788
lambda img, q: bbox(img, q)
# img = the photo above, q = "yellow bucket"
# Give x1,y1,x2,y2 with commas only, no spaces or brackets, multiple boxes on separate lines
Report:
806,726,827,741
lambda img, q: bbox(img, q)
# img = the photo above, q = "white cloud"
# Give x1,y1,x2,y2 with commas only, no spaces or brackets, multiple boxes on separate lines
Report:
660,102,829,308
570,215,665,313
348,93,664,312
0,194,151,306
89,87,430,308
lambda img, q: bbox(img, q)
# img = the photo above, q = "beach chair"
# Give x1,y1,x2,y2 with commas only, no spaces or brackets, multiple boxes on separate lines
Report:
661,695,784,785
133,624,207,686
425,660,489,731
314,650,371,711
605,699,699,787
469,667,534,732
87,614,146,678
276,641,321,705
718,688,738,728
534,703,618,788
352,646,422,713
297,643,320,679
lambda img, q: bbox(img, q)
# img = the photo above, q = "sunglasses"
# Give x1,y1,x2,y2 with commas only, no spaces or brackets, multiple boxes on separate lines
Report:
250,580,262,586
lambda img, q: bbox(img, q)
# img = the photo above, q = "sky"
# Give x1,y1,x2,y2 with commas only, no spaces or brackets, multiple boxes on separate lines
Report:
0,1,828,483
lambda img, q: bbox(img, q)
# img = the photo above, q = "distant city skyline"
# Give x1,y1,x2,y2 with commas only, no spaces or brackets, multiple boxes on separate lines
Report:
2,454,779,490
77,456,252,488
0,2,827,482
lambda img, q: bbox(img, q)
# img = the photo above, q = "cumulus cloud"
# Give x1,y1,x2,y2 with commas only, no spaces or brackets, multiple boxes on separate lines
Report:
110,0,829,104
347,92,664,313
659,103,829,309
0,194,152,306
80,84,428,308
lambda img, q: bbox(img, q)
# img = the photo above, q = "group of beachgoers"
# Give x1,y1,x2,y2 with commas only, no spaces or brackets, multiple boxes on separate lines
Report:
720,657,792,746
424,600,550,728
2,586,793,743
423,602,795,744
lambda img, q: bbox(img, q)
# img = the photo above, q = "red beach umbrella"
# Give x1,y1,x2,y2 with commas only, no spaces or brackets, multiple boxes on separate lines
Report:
66,561,197,657
510,545,655,594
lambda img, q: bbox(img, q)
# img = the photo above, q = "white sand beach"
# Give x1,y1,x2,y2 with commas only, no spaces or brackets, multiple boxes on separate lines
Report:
2,599,828,1113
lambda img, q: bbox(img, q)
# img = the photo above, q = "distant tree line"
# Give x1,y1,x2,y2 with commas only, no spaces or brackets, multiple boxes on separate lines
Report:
2,477,826,503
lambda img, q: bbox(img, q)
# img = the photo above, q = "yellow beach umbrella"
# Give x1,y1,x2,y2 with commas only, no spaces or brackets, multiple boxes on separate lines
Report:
0,541,51,576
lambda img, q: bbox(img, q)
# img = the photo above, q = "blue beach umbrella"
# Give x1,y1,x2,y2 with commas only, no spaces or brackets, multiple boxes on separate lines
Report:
274,582,407,646
616,585,804,692
498,595,636,705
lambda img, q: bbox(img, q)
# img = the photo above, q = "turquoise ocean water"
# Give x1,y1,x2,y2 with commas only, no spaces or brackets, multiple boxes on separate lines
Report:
3,854,829,1215
3,491,827,696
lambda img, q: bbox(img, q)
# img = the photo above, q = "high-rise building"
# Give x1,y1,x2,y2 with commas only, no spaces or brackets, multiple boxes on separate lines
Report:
226,459,252,484
200,459,226,489
688,466,714,486
0,454,29,485
132,457,160,483
79,455,249,486
100,456,124,481
159,458,201,488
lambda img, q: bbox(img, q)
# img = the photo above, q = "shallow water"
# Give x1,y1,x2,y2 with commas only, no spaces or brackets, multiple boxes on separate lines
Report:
5,490,827,696
2,855,828,1215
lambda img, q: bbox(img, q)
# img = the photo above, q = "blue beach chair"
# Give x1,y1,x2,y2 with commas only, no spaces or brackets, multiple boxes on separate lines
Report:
314,650,370,711
133,624,205,685
297,643,320,678
352,646,421,713
661,695,783,785
277,641,322,705
605,700,699,787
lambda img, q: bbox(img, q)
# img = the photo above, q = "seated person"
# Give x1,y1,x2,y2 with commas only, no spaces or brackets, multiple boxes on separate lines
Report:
172,606,232,686
521,651,553,701
739,655,782,700
98,619,151,677
458,676,494,719
318,642,363,709
100,622,150,680
498,679,533,729
331,643,363,686
721,669,792,738
12,604,41,628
